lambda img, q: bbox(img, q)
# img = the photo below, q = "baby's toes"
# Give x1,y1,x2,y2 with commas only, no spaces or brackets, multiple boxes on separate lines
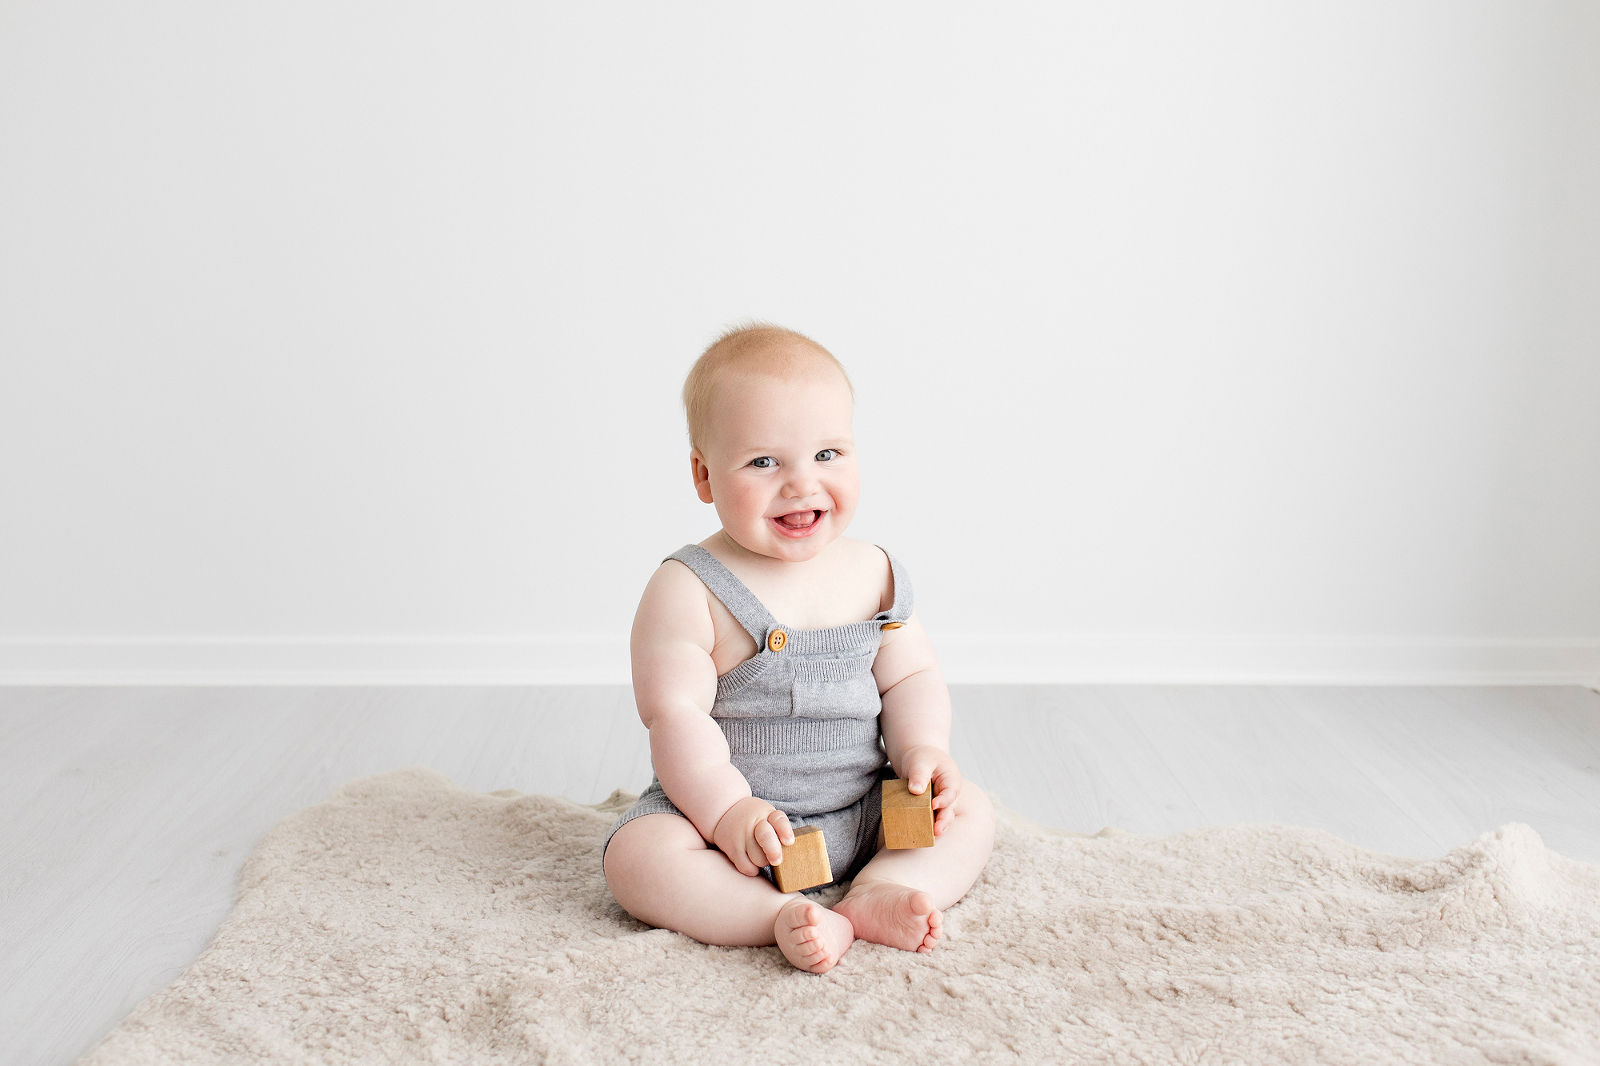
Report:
794,939,837,970
920,908,944,953
780,901,816,931
777,902,829,970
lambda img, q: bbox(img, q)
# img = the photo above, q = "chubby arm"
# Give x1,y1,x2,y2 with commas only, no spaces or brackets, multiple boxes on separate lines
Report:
631,561,752,841
873,614,962,835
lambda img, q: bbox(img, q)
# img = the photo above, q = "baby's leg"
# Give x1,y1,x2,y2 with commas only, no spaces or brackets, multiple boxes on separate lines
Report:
834,786,995,953
603,812,856,973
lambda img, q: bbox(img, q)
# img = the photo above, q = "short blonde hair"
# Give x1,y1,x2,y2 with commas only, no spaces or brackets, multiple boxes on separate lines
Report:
682,322,853,450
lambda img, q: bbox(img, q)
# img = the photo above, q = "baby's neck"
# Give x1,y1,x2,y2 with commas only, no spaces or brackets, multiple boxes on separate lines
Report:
703,531,889,632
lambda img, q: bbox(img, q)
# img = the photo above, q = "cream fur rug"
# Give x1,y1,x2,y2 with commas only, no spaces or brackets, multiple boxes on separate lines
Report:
79,767,1600,1065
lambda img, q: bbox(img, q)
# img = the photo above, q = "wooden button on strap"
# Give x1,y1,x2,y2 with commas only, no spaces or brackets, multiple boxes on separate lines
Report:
767,629,788,652
880,622,904,631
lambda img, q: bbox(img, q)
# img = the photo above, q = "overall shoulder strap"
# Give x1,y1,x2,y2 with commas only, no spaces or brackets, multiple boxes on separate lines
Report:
875,548,915,624
665,544,779,647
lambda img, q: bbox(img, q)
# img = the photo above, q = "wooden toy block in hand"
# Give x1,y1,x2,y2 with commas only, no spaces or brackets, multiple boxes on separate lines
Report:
880,778,936,849
771,825,832,892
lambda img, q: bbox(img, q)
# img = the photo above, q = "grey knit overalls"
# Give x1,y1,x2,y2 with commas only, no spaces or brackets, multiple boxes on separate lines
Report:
604,543,914,888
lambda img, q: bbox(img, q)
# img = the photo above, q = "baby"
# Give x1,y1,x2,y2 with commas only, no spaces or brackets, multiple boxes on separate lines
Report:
602,324,995,973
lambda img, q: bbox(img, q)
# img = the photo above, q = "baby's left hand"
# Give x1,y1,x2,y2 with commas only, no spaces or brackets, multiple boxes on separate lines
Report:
899,745,963,838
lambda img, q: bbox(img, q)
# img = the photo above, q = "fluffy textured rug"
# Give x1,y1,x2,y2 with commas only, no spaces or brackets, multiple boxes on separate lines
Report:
80,767,1600,1065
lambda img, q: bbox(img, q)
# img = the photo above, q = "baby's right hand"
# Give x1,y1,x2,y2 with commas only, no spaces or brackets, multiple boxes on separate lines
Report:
712,796,795,876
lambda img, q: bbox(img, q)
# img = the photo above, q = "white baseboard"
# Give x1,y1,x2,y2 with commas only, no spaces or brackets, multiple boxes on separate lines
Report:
1,635,1596,687
934,635,1600,686
0,636,633,686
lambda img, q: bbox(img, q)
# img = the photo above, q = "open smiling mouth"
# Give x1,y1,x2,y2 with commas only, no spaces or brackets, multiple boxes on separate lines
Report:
770,509,825,537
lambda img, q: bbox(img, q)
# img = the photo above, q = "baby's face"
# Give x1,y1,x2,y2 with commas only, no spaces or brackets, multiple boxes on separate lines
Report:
692,363,859,563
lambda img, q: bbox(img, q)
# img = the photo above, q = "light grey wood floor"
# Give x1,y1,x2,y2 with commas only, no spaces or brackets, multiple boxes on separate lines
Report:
3,684,1598,1066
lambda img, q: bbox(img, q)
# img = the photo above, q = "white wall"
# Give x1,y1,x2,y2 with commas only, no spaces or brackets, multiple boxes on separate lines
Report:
2,2,1597,684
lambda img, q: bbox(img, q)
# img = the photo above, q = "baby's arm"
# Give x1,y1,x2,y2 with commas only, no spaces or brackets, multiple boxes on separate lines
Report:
873,615,963,836
631,561,793,874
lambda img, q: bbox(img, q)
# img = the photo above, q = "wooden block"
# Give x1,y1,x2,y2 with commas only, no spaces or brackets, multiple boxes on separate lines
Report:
771,825,832,892
880,778,935,849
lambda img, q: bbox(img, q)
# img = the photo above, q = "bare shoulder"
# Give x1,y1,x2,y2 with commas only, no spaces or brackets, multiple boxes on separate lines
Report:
831,536,896,613
633,558,716,653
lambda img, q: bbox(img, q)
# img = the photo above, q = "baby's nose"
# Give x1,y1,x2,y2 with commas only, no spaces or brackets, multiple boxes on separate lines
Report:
781,470,821,498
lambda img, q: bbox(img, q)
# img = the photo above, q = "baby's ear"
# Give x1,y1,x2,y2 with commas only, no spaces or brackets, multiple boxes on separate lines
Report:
690,450,715,504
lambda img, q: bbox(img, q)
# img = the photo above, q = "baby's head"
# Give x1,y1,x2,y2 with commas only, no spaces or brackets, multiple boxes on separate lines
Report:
684,324,858,562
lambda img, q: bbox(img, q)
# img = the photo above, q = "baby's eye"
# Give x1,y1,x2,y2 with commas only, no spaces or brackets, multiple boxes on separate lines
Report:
750,456,777,469
815,449,839,462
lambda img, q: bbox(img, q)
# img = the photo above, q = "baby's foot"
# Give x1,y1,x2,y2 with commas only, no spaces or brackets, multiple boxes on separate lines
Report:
833,880,942,954
774,896,856,974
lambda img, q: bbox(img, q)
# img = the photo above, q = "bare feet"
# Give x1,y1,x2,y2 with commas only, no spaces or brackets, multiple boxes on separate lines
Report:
833,880,943,954
774,897,856,973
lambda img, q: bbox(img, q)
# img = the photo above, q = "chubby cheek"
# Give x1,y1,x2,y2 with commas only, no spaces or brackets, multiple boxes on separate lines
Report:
822,472,860,522
712,476,772,529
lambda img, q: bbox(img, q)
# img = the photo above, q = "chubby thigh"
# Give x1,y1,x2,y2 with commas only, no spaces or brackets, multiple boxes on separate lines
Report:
602,812,709,899
602,812,787,945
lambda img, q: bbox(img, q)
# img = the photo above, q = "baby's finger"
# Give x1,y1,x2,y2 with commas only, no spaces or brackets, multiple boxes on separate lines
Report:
727,847,758,876
931,777,962,810
768,809,795,847
743,837,773,876
753,820,784,867
904,757,937,795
